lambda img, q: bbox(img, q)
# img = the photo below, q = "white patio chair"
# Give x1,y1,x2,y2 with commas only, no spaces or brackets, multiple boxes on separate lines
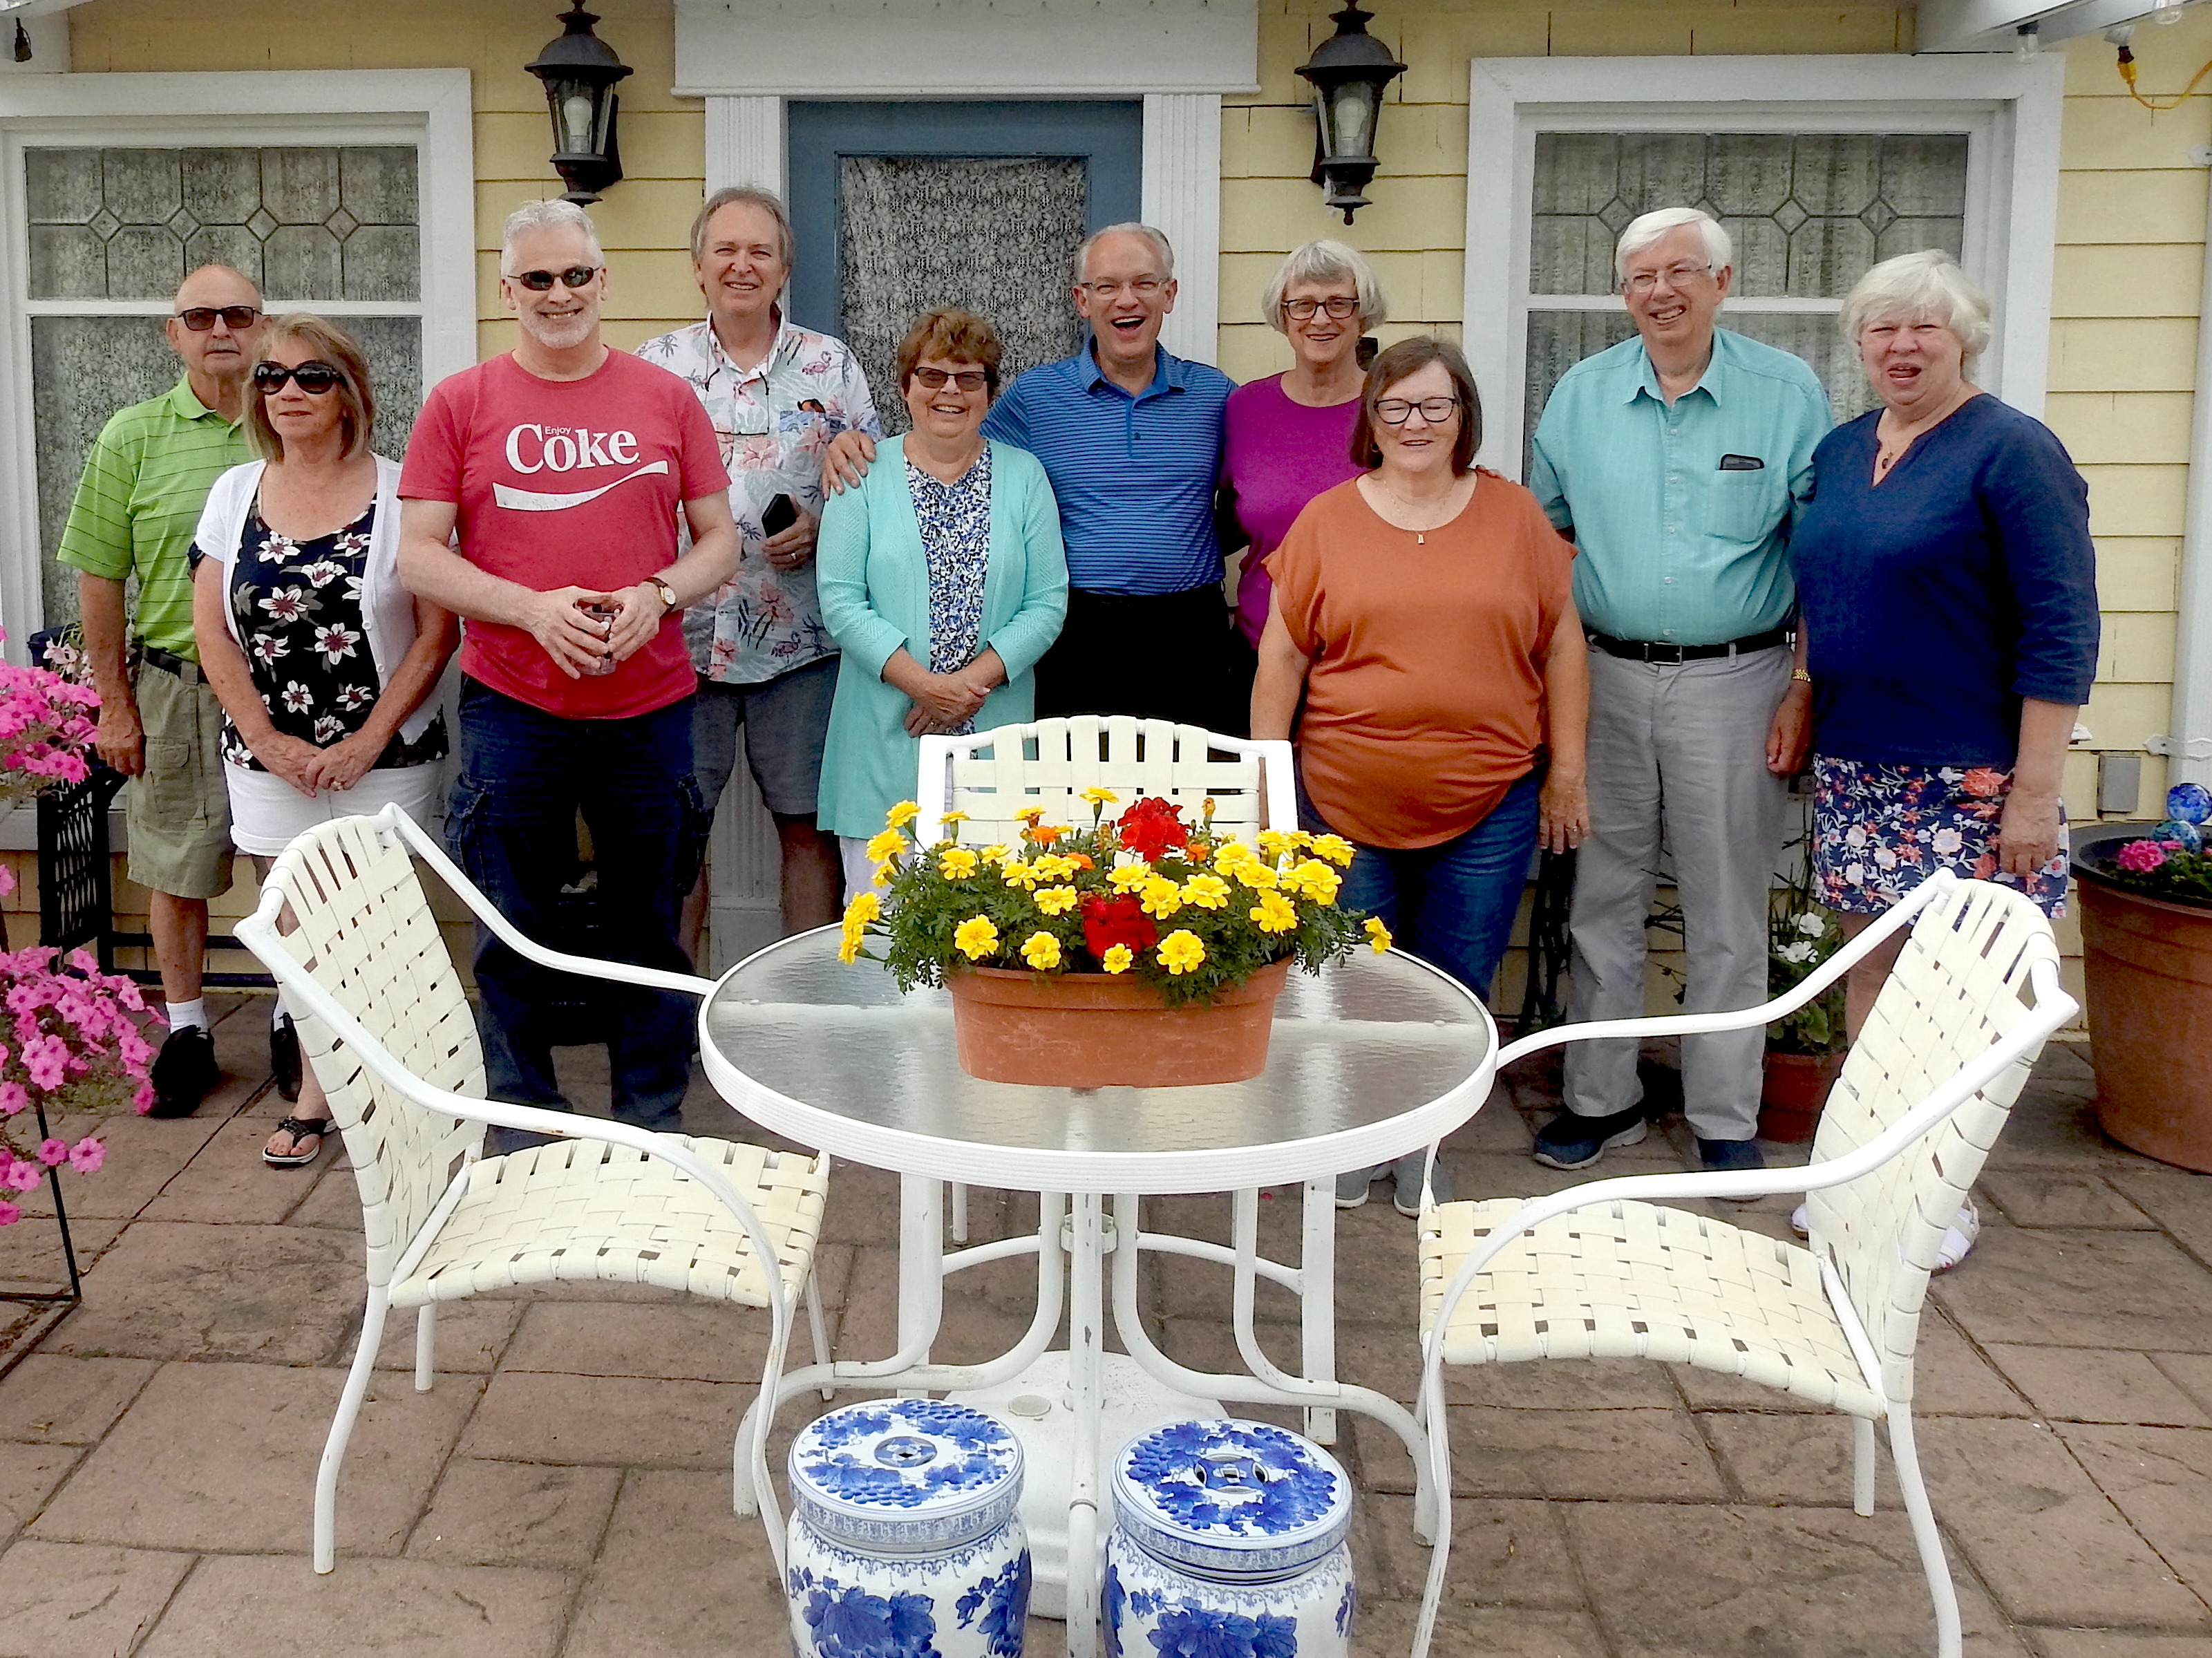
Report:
1408,872,2076,1658
234,803,831,1576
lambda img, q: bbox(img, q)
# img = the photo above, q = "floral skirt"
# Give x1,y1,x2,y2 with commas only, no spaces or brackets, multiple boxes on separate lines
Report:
1811,757,2070,919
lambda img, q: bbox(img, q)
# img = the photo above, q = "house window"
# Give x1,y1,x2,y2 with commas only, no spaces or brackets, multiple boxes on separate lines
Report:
23,143,425,625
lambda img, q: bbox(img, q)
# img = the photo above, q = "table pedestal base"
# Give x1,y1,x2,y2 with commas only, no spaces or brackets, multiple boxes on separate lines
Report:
946,1350,1223,1619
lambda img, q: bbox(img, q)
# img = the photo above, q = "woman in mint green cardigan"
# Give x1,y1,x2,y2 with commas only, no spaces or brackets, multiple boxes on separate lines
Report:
816,308,1068,887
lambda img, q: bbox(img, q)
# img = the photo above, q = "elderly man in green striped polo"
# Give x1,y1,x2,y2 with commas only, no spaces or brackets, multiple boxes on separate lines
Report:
57,264,268,1117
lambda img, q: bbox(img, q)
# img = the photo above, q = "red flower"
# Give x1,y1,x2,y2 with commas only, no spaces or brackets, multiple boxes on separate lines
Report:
1081,893,1159,959
1961,767,2007,799
1116,797,1189,862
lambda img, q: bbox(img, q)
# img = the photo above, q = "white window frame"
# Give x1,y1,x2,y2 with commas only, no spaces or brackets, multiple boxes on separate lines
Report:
1464,53,2066,475
0,68,474,652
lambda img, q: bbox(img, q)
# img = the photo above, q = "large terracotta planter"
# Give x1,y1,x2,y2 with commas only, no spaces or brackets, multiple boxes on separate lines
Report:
2074,825,2212,1172
945,957,1294,1089
1758,1051,1844,1144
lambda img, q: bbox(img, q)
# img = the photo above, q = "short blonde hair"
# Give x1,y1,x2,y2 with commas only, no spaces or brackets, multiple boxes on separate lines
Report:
244,314,375,463
1260,239,1387,334
1839,247,1993,359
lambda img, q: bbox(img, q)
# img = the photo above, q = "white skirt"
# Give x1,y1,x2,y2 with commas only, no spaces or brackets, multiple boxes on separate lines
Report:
225,762,440,856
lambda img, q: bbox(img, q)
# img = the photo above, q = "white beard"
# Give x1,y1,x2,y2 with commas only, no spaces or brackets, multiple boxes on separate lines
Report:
523,310,596,352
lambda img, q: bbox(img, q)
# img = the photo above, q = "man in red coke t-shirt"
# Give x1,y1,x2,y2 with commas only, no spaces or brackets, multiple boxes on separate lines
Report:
398,199,737,1150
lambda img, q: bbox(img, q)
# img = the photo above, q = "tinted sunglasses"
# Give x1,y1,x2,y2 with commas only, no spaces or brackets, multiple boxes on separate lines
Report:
509,265,601,292
254,360,346,395
176,305,261,331
911,367,988,392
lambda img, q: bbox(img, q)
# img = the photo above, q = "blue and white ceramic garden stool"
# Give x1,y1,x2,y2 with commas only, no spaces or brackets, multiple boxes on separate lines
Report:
1104,1417,1356,1658
787,1398,1032,1658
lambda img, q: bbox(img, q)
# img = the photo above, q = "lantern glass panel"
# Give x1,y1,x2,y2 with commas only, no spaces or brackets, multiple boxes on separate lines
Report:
1331,85,1375,158
558,88,596,154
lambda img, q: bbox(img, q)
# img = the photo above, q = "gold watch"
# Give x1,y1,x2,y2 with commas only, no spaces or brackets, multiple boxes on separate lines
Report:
647,575,678,612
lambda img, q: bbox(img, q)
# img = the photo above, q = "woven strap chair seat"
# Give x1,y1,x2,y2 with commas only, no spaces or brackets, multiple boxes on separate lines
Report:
393,1135,829,1310
1419,1196,1883,1417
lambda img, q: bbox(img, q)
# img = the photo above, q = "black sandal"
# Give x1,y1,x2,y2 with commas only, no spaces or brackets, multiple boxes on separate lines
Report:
263,1116,328,1167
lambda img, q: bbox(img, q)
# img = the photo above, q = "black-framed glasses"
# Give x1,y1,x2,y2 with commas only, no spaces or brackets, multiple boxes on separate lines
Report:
509,265,601,292
254,361,346,395
1373,395,1460,426
176,305,261,332
911,367,988,392
1284,296,1359,321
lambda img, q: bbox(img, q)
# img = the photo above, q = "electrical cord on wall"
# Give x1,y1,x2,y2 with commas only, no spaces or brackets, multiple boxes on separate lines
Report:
2115,39,2212,111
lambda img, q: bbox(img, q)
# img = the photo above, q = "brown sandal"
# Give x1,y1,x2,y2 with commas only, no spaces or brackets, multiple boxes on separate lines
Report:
263,1117,328,1167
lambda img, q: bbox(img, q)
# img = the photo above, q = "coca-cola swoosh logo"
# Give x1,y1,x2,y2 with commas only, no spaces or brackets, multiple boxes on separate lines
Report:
493,460,670,512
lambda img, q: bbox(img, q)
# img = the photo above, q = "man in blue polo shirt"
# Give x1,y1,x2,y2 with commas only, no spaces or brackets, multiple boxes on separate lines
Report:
1526,207,1831,1180
826,223,1237,725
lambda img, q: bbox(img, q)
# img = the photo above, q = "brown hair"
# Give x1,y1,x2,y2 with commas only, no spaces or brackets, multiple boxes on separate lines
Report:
244,314,375,463
896,307,1005,397
1347,335,1482,475
690,186,793,266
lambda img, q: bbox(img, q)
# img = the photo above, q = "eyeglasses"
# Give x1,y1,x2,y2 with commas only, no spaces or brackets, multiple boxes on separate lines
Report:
254,361,346,395
1284,296,1359,321
1623,262,1715,295
911,367,989,392
1373,396,1461,426
507,265,601,292
1077,278,1166,299
176,305,261,332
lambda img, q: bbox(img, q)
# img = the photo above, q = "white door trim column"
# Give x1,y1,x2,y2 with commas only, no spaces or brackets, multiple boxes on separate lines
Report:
703,93,785,198
1142,92,1222,365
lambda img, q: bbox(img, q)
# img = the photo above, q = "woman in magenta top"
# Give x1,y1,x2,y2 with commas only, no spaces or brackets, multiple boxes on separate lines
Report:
1222,241,1387,656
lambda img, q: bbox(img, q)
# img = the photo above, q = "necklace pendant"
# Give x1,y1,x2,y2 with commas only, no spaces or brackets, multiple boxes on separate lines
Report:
1416,531,1426,545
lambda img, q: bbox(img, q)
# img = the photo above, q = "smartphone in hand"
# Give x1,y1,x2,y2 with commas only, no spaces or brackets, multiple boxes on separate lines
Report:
762,493,799,538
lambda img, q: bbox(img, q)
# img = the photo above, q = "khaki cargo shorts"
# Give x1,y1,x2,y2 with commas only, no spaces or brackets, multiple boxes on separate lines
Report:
125,660,235,900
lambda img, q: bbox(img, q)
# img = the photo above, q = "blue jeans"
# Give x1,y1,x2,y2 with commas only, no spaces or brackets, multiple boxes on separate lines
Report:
1323,769,1544,1008
446,681,708,1140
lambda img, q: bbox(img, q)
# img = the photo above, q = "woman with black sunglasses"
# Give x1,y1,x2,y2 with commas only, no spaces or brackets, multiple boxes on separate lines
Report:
189,314,460,1167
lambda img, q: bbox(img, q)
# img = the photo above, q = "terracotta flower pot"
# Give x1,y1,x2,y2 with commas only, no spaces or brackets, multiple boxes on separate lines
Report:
945,956,1295,1088
1759,1051,1844,1144
2073,831,2212,1172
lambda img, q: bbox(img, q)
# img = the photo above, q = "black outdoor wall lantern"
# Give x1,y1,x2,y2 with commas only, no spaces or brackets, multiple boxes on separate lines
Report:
1296,5,1407,224
527,2,632,206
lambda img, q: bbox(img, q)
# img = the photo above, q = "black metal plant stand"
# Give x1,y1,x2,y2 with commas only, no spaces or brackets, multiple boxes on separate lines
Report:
0,1093,87,1374
1513,847,1578,1036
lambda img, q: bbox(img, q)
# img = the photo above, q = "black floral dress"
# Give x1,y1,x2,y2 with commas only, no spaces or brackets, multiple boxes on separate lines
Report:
216,498,446,771
907,446,993,737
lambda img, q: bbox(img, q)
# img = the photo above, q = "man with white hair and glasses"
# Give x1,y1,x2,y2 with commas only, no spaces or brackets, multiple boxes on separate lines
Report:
398,200,739,1151
1526,206,1831,1180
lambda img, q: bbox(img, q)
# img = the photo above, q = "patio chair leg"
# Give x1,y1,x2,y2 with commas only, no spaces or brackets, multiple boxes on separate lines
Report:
1853,1416,1877,1517
1410,1361,1455,1658
414,1305,437,1393
950,1182,969,1244
737,1293,798,1578
805,1277,833,1401
1885,1406,1963,1658
315,1288,390,1574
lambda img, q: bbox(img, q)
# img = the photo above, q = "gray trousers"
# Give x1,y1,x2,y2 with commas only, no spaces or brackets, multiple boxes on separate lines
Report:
1563,643,1790,1142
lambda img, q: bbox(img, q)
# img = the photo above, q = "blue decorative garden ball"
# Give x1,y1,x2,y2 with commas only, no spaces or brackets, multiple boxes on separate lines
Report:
2152,819,2206,855
2168,782,2212,826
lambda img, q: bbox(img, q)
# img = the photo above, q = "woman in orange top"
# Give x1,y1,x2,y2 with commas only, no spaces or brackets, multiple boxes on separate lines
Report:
1254,336,1590,1214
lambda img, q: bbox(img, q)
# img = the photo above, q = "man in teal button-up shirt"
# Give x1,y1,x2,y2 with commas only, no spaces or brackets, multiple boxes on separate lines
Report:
1527,208,1831,1175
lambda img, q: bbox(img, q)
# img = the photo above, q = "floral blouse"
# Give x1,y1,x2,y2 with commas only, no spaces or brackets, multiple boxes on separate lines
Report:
216,499,446,771
907,448,994,735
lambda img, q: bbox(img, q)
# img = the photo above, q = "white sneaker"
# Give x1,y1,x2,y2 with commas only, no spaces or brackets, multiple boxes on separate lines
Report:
1790,1200,1978,1271
1790,1203,1809,1238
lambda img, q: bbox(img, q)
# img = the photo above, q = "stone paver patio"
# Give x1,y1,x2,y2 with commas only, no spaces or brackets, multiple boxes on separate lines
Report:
2,998,2210,1658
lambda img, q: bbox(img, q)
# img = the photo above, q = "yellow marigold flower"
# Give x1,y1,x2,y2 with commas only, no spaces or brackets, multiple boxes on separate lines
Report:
842,890,882,927
1364,916,1394,954
1108,863,1152,894
864,827,907,863
838,929,864,964
1140,875,1184,919
1283,858,1343,905
1250,892,1300,934
954,916,1000,960
1000,860,1043,890
1179,874,1231,911
940,810,969,825
1020,930,1063,970
1014,806,1046,825
938,847,979,880
886,801,920,830
1310,833,1356,868
874,860,898,887
1079,786,1119,807
1034,885,1080,916
1157,930,1207,976
1256,829,1298,860
1101,943,1135,974
979,843,1012,865
1229,858,1277,891
1032,854,1078,881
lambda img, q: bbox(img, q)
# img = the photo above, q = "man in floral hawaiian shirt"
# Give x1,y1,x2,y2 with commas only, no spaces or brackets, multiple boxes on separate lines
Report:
636,187,882,953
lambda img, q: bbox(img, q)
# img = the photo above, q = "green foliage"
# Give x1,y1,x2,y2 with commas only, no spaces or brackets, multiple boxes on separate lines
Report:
1768,836,1847,1056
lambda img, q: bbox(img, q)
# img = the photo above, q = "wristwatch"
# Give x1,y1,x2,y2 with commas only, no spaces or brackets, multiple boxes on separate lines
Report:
647,575,679,612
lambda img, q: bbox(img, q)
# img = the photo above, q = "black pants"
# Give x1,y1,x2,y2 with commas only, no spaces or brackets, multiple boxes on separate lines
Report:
1034,585,1246,735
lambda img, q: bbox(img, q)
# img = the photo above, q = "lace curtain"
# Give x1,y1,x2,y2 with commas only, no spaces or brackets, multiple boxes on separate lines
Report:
838,156,1087,434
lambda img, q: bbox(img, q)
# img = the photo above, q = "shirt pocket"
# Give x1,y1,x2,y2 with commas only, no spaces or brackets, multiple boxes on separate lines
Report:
1704,466,1777,544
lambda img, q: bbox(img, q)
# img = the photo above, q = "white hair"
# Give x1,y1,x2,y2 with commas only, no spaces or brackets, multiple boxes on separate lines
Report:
1839,247,1994,359
500,199,605,274
1260,239,1388,334
1614,207,1733,283
1072,223,1175,287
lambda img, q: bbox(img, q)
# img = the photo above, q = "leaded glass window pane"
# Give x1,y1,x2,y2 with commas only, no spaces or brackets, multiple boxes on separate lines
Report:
838,156,1087,433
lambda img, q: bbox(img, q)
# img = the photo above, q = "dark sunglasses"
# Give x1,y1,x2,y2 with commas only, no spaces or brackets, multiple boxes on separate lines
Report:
509,265,600,292
176,305,261,332
911,367,988,392
254,360,346,395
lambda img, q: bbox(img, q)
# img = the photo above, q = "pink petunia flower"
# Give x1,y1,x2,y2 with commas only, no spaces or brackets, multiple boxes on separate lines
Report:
0,1081,26,1115
1,1159,39,1193
133,1080,155,1113
2116,840,2169,874
68,1137,104,1174
22,1035,68,1091
0,1200,20,1228
36,1137,67,1167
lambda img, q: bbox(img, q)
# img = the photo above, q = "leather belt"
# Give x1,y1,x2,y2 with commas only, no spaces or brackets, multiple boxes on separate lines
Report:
138,644,203,685
1587,625,1791,666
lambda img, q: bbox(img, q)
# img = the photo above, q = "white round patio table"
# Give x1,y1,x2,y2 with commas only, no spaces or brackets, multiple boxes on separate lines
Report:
698,928,1496,1657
